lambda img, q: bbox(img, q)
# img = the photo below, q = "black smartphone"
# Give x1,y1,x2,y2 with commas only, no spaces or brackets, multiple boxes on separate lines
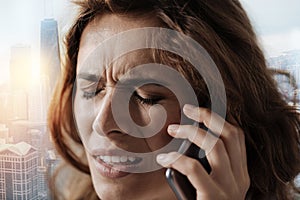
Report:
165,124,211,200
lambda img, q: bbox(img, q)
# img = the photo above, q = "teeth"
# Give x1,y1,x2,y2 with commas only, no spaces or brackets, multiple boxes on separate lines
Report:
120,156,127,162
103,156,111,163
97,155,139,164
112,156,120,163
128,157,136,162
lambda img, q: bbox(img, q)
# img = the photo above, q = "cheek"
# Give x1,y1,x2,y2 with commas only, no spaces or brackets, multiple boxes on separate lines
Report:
129,100,151,126
74,94,95,139
144,103,181,151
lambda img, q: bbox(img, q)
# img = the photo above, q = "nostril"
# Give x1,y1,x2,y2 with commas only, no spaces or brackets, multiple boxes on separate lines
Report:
92,114,124,136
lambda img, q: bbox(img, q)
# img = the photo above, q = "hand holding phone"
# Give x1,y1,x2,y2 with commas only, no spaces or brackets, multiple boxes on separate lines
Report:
165,124,211,200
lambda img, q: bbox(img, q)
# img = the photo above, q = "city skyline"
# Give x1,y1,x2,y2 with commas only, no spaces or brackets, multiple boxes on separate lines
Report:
0,15,61,199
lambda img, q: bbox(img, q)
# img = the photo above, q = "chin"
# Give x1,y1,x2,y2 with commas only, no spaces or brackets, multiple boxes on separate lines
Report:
94,184,145,200
92,171,160,199
90,166,172,200
95,186,127,200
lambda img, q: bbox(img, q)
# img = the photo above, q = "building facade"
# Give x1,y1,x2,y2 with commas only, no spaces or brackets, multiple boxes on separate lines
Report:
0,142,38,200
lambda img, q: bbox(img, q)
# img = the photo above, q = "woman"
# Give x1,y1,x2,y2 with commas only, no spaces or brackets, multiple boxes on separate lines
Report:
48,0,300,199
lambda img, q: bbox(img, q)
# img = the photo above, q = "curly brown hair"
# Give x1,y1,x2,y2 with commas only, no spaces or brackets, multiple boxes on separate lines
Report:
48,0,300,199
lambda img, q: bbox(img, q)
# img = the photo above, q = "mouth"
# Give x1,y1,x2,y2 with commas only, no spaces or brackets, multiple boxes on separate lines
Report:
95,155,143,165
91,149,144,178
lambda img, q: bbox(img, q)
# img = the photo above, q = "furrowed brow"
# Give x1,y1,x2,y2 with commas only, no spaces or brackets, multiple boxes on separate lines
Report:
118,78,168,88
77,73,101,82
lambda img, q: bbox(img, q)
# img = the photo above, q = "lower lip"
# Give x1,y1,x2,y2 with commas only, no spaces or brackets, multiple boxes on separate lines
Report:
93,157,136,178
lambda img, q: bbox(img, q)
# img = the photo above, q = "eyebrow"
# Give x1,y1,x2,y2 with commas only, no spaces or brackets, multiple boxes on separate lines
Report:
77,73,101,82
119,78,168,88
77,73,169,88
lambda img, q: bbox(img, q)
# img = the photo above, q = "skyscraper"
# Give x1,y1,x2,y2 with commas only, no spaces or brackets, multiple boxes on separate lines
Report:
40,18,61,93
0,142,38,199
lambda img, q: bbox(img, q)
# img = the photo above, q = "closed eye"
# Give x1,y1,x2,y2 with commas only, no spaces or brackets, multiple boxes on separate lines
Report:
82,88,105,100
133,91,163,105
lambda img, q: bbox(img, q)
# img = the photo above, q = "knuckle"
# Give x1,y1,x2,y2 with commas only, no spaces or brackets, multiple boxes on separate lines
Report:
187,159,200,174
238,129,245,139
214,139,225,151
226,125,238,136
230,126,239,135
227,126,243,141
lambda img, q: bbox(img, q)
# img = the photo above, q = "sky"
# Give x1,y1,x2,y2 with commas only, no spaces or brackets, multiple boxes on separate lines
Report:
0,0,299,84
240,0,300,56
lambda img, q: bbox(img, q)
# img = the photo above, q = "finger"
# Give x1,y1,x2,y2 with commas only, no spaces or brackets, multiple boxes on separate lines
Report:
183,104,224,137
183,104,242,155
183,104,248,182
204,139,236,188
167,125,234,186
167,124,215,150
156,152,215,192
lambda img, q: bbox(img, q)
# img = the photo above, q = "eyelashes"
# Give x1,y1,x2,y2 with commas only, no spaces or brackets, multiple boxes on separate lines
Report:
132,91,163,105
82,91,99,100
81,89,163,105
82,88,163,105
82,88,103,100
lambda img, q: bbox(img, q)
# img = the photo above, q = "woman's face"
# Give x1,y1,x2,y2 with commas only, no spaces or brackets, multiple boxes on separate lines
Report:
74,13,187,199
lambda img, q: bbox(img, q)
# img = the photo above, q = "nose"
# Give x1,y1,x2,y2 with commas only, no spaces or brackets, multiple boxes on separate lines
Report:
92,90,121,136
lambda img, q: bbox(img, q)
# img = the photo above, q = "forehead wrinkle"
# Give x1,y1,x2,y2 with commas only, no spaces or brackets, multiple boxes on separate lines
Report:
78,30,111,70
78,13,169,87
107,50,155,84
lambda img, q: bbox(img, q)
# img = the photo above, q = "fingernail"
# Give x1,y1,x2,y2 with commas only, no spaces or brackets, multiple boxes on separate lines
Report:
168,125,179,135
156,153,169,165
156,153,167,161
183,104,195,112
